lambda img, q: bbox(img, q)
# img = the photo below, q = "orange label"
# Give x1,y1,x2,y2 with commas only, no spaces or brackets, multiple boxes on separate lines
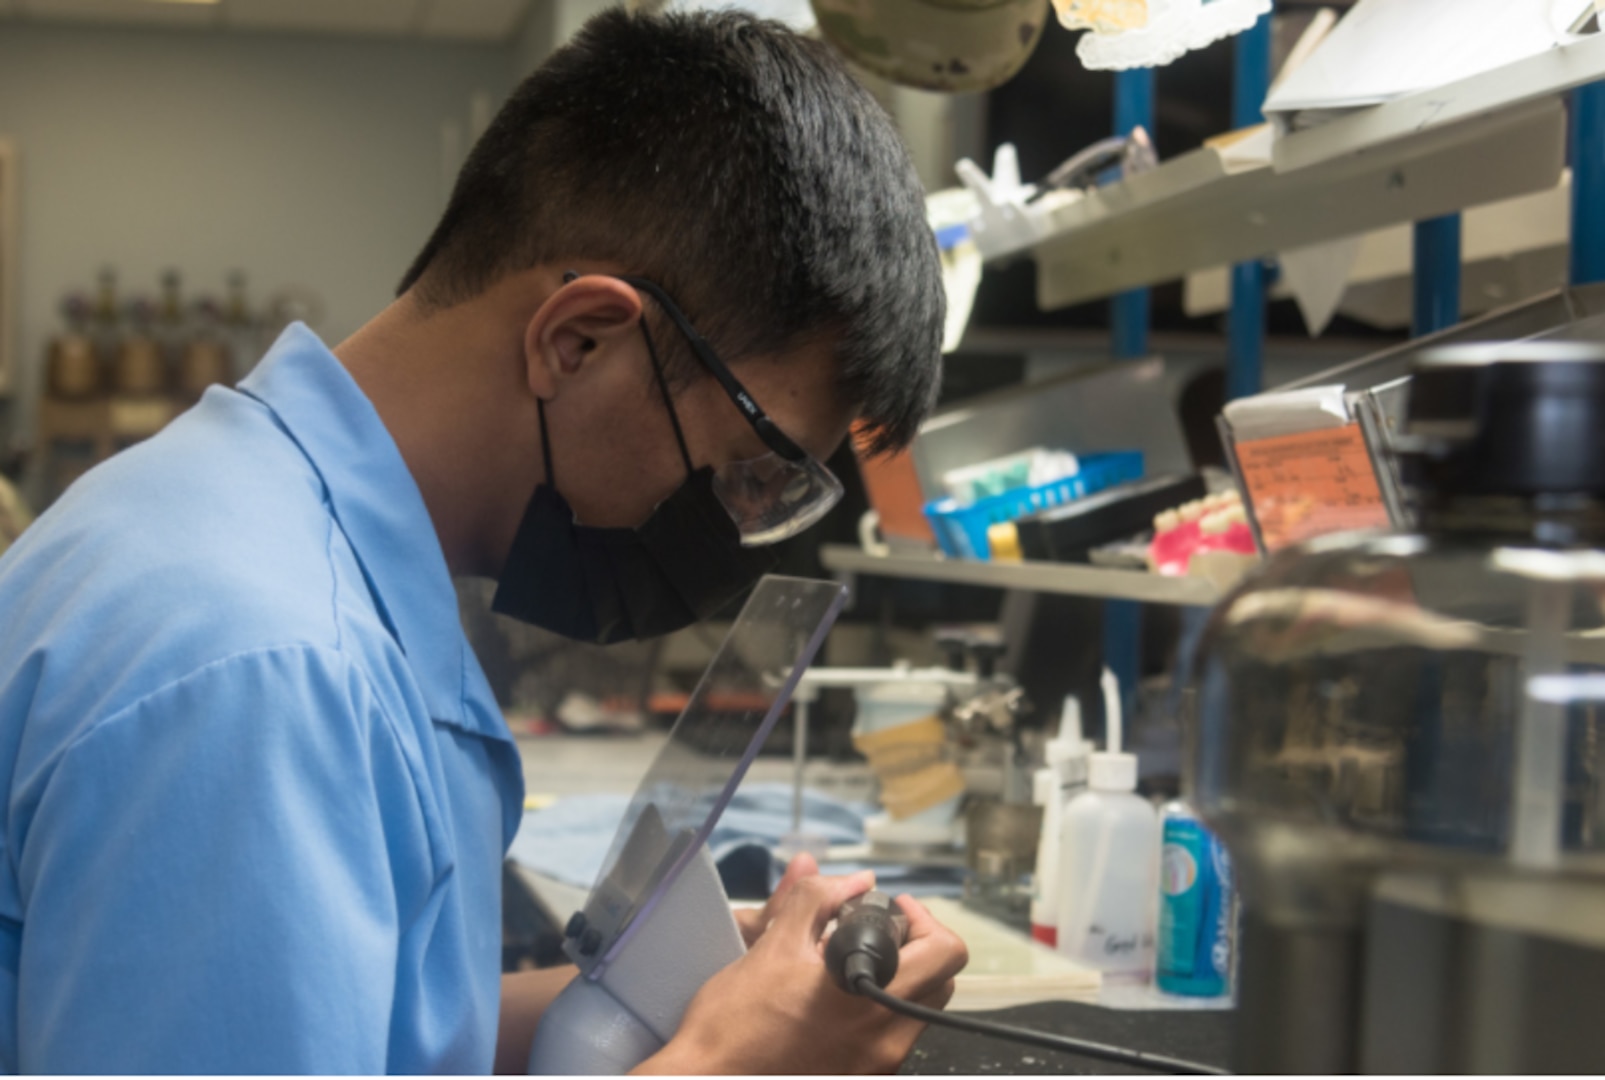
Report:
1235,423,1390,552
851,422,935,544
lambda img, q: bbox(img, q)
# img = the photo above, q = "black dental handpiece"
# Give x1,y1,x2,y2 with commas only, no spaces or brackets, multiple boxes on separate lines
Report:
825,890,910,992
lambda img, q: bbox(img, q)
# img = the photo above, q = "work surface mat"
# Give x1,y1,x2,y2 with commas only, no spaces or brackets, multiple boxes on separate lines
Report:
902,999,1235,1076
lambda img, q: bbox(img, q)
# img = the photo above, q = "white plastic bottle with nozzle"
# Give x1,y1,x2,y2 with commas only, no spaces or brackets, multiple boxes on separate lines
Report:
1055,669,1159,977
1028,696,1092,947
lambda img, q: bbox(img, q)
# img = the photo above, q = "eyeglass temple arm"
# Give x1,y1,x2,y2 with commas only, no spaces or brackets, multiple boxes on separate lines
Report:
617,275,809,463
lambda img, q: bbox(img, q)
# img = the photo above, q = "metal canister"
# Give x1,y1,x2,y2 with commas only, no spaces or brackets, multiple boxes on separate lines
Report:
114,337,167,395
963,797,1042,918
47,334,100,399
179,338,232,398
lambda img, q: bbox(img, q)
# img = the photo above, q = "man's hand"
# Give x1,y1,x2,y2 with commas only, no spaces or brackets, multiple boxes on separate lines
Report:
731,851,826,948
637,864,968,1074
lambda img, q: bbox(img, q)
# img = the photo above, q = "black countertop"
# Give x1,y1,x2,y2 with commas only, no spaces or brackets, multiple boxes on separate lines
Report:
903,1001,1235,1075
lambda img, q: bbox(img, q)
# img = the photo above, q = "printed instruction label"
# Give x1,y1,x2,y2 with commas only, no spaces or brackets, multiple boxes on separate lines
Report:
1235,423,1389,552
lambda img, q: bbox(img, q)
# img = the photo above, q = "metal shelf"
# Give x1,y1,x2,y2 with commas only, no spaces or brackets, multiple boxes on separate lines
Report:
1026,100,1564,310
1272,32,1605,173
1183,177,1571,329
996,30,1605,312
818,544,1223,607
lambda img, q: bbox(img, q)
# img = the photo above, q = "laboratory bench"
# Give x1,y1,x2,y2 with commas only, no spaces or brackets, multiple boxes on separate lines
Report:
507,733,1238,1075
510,859,1236,1076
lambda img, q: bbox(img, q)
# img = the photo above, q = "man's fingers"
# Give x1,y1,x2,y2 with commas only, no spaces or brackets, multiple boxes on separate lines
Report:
911,977,957,1013
770,852,819,907
886,894,968,1002
739,853,822,946
891,936,968,1002
895,893,945,942
897,894,968,973
733,906,765,948
768,869,875,949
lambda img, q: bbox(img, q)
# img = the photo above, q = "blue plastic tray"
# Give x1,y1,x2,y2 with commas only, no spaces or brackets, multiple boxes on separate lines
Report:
923,451,1145,560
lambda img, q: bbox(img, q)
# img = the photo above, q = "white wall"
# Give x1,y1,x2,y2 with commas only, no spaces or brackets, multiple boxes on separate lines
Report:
0,21,514,438
511,0,621,76
512,0,555,75
890,86,988,192
0,1,956,456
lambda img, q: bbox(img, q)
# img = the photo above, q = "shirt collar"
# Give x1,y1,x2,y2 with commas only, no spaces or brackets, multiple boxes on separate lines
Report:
240,323,504,738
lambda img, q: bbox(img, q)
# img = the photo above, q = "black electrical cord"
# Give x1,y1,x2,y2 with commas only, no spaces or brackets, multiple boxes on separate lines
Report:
848,970,1230,1076
827,893,1231,1076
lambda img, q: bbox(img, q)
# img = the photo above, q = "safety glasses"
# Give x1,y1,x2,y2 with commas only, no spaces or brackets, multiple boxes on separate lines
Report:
617,275,846,546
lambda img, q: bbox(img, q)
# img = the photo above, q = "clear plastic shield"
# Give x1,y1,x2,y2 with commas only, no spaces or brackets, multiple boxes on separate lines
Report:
568,575,848,978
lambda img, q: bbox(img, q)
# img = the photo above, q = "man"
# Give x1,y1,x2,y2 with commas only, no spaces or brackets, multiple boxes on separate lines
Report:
0,8,966,1074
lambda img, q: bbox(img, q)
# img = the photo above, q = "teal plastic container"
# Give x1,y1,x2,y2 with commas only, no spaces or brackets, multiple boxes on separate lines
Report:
1156,801,1234,997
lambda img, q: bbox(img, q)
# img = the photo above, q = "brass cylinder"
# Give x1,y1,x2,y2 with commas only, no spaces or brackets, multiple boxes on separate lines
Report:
47,335,100,399
179,339,231,397
114,337,167,395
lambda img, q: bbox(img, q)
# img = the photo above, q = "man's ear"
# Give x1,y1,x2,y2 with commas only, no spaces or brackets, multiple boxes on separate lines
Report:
523,274,645,400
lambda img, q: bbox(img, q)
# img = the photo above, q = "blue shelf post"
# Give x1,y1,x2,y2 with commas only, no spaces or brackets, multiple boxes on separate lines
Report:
1103,67,1157,726
1572,81,1605,285
1111,67,1155,361
1227,7,1273,401
1412,215,1462,336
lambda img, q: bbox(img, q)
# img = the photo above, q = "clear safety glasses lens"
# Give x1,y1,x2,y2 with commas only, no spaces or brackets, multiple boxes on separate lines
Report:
711,450,845,547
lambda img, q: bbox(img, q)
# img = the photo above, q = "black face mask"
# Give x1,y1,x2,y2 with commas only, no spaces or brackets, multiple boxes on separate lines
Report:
490,324,779,644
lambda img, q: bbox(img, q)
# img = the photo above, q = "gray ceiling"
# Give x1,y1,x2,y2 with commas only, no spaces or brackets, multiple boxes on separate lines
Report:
0,0,534,41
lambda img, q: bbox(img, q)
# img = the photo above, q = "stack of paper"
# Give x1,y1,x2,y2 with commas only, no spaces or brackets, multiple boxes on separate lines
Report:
1265,0,1597,120
919,897,1103,1011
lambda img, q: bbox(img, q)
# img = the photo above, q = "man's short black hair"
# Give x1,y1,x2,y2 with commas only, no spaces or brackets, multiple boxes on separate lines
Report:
398,8,943,453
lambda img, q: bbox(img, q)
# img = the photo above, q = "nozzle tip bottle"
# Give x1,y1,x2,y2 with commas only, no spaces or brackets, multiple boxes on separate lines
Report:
1029,697,1092,946
1054,745,1158,975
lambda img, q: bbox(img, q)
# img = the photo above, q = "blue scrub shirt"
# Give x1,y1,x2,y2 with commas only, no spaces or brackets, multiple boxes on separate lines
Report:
0,324,526,1072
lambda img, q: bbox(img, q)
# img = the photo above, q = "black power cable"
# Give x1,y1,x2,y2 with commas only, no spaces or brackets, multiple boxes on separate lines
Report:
849,973,1229,1077
826,892,1230,1077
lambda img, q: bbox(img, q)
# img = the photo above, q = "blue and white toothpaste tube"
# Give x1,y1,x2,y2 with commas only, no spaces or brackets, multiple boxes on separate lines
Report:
1156,801,1234,997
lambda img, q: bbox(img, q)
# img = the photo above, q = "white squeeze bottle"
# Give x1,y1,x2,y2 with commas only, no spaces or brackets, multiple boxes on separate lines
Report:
1028,696,1092,947
1055,668,1159,977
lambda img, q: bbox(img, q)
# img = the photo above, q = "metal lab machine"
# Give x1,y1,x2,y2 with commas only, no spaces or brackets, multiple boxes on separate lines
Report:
1191,342,1605,1072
